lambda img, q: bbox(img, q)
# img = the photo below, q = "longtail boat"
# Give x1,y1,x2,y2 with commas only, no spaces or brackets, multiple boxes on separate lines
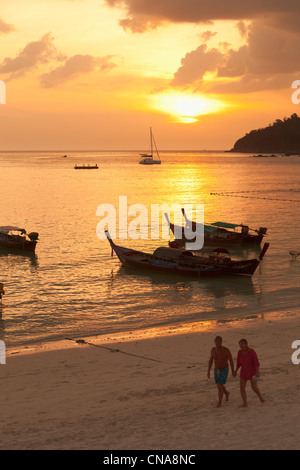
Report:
165,209,267,247
105,231,269,278
0,226,38,252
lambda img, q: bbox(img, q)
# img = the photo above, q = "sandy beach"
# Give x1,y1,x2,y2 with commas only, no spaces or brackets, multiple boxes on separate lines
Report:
1,310,299,451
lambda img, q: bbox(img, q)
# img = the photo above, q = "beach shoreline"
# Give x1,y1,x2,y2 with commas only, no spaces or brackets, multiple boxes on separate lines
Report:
1,309,300,450
6,307,300,357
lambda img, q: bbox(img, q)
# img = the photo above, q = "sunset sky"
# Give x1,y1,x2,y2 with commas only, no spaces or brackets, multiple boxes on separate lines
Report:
1,0,300,150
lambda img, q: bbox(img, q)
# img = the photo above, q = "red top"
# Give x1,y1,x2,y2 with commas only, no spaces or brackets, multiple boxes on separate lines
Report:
237,348,260,380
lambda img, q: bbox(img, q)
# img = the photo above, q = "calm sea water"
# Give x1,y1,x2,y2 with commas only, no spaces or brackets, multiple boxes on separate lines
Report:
0,150,299,347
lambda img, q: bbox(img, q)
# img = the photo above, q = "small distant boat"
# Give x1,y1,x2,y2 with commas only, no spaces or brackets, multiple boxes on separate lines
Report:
289,250,300,259
105,231,269,278
0,226,39,252
74,164,98,170
139,127,161,165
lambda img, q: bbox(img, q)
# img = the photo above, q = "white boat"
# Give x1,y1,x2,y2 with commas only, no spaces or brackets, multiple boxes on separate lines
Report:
139,127,161,165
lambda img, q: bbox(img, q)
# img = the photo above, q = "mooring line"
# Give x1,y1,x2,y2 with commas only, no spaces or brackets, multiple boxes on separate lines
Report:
64,337,202,369
65,337,163,363
210,192,300,203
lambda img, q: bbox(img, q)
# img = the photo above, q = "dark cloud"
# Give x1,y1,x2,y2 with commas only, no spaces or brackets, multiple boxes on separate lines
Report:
105,0,299,33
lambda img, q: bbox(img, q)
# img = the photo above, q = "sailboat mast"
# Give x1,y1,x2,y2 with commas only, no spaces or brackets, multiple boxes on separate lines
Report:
150,127,153,158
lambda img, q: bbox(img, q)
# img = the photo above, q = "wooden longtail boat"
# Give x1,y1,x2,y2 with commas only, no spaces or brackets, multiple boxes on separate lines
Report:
166,209,267,247
105,231,269,278
0,226,38,252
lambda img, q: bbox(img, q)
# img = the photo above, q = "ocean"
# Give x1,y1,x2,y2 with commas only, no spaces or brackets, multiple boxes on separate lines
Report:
0,150,299,347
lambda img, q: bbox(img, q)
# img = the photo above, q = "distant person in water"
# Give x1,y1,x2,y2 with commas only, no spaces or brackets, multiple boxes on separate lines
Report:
208,336,235,408
234,338,264,407
0,284,4,305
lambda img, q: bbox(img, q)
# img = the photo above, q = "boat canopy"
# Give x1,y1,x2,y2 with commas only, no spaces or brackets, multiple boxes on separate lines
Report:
203,224,219,233
153,247,194,259
211,222,241,229
0,226,26,234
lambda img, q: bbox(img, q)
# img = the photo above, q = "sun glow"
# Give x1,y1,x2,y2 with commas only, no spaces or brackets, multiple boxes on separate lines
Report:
151,92,226,123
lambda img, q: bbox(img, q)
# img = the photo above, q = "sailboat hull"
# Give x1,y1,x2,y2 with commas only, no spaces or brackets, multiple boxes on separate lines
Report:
139,159,161,165
139,128,161,164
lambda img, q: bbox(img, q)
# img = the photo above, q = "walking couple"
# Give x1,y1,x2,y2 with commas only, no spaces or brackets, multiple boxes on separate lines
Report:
207,336,265,408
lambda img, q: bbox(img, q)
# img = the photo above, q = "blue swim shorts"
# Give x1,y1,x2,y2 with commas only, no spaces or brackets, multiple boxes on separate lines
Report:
214,368,229,385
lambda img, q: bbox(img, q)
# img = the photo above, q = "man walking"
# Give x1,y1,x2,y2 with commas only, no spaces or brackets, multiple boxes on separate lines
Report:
207,336,235,407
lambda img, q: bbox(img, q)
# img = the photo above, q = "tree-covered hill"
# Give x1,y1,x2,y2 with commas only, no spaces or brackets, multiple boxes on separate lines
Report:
230,113,300,153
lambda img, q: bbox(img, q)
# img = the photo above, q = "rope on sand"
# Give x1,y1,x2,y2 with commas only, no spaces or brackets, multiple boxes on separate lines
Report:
65,337,162,363
64,338,201,368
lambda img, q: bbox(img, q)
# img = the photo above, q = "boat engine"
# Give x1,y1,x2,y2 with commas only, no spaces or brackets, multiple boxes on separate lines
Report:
258,227,267,235
28,232,39,241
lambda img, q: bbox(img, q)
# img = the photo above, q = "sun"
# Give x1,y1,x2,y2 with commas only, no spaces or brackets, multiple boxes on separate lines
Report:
151,92,226,123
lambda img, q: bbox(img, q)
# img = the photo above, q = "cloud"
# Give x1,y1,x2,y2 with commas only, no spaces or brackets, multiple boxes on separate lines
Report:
105,0,300,33
105,0,300,94
0,33,117,87
0,33,64,80
170,17,300,93
210,72,298,94
172,45,224,86
0,18,16,34
40,54,117,87
199,31,217,42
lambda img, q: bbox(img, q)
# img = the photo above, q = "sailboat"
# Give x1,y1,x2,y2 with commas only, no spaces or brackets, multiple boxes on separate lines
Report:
139,127,161,165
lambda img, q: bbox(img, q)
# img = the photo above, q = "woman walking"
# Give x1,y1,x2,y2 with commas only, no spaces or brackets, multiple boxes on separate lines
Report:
234,338,264,407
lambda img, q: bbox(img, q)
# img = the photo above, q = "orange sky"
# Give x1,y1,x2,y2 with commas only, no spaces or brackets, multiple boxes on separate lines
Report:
0,0,300,150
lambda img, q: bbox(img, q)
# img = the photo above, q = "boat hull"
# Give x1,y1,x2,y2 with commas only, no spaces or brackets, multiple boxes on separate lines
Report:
74,166,98,169
106,235,268,278
118,252,260,277
115,249,224,277
139,160,161,165
0,239,37,252
241,233,264,245
169,222,265,247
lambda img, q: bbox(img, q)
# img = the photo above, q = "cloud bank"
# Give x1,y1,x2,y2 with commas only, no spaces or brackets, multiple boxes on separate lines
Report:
104,0,300,93
105,0,299,32
0,33,117,86
172,19,300,93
